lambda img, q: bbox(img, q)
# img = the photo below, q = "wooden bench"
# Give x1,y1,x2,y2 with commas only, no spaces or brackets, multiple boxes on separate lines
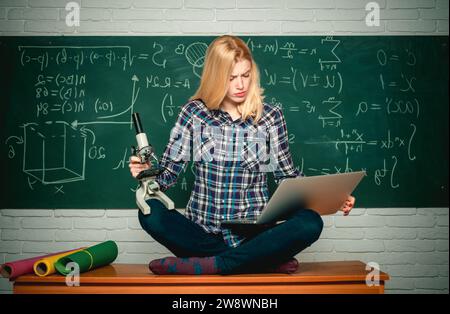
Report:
13,260,389,294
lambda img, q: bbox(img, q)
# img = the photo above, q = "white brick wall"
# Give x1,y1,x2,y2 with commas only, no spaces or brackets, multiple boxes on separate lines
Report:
0,208,448,294
0,0,448,294
0,0,449,35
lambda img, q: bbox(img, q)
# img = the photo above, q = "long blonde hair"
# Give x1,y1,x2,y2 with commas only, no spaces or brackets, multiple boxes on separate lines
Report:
190,35,265,124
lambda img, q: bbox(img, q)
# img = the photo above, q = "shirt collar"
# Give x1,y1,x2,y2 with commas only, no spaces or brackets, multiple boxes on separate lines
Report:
197,99,254,127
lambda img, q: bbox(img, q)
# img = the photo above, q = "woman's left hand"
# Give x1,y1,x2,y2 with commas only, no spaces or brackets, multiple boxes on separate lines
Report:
340,195,355,216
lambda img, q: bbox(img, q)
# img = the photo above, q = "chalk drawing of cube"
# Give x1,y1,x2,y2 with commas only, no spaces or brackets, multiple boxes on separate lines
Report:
23,122,86,184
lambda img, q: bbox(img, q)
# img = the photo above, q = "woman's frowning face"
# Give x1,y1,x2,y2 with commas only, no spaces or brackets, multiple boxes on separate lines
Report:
224,59,252,106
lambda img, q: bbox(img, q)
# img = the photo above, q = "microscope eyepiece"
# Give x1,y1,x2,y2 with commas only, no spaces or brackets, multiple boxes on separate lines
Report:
132,112,144,135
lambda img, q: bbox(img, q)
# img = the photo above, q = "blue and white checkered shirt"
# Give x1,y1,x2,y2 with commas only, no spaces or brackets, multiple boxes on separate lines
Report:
156,99,303,247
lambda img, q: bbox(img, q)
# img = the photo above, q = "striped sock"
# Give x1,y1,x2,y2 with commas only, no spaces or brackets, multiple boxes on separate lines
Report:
270,258,299,274
149,256,219,275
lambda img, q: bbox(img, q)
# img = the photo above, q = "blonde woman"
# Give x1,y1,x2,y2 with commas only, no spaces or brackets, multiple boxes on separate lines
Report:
129,35,355,275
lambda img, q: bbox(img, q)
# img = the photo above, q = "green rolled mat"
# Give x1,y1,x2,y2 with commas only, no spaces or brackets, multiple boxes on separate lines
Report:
54,241,118,275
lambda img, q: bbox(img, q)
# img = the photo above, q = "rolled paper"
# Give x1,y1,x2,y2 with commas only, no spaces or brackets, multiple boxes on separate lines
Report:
0,249,81,281
33,248,85,277
54,241,118,275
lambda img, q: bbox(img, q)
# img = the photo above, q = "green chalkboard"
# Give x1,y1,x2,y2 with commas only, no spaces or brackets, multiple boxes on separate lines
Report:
0,36,448,209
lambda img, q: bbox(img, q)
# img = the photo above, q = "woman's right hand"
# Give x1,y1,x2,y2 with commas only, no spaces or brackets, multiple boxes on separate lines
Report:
129,156,151,178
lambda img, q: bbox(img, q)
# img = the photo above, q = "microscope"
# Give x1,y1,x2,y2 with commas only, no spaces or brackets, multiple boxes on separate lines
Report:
132,112,175,215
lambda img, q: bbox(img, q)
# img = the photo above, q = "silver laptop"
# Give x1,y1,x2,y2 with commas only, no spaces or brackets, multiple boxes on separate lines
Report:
221,171,366,227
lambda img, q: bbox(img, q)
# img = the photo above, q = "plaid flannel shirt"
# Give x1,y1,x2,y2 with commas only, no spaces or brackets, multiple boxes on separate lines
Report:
155,99,303,247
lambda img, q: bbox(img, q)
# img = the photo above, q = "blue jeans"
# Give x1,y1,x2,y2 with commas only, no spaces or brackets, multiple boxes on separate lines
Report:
138,199,323,275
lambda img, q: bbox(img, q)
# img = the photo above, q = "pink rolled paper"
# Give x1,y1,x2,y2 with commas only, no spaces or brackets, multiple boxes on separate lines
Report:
0,249,80,281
